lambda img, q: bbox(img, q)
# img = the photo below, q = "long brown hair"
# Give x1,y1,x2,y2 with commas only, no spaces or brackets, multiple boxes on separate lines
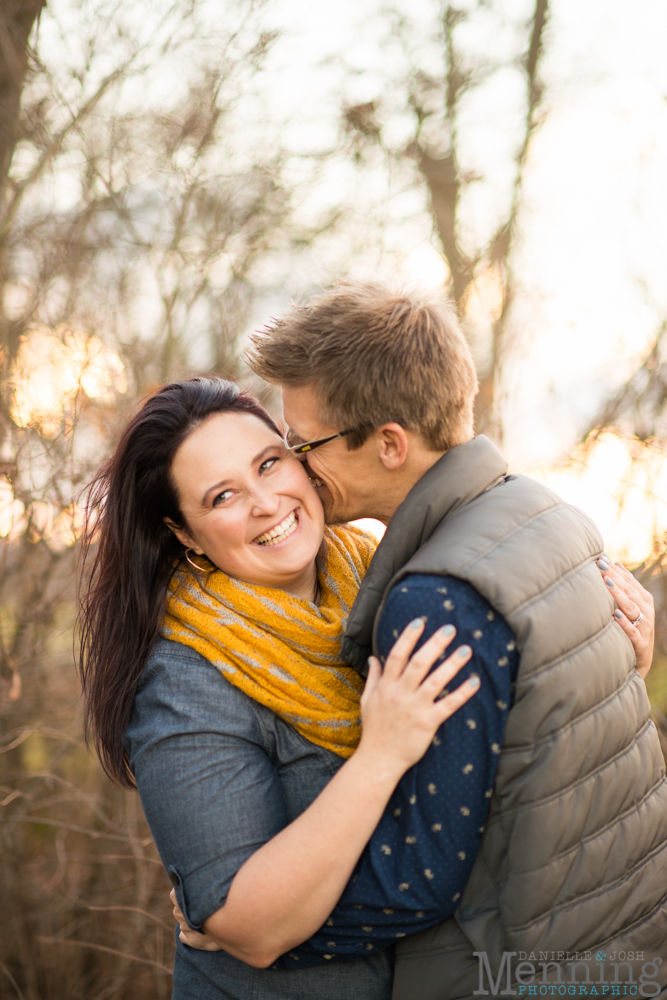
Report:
78,377,280,787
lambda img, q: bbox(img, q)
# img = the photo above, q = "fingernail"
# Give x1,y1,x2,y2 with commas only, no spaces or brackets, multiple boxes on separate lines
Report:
598,558,610,570
605,577,615,588
411,618,424,629
614,609,623,620
468,674,480,688
458,645,472,658
440,624,455,637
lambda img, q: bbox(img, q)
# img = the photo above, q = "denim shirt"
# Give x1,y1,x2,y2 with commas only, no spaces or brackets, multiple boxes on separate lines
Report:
125,637,394,1000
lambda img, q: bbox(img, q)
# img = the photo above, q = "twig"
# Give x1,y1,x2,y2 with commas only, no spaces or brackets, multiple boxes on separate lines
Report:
11,816,137,843
0,959,25,1000
37,937,173,974
101,854,163,864
87,906,173,932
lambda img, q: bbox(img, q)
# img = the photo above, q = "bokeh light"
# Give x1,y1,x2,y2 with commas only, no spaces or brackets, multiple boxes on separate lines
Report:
11,325,126,437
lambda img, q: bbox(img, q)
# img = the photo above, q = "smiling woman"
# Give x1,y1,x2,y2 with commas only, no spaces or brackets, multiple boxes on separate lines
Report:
163,410,324,600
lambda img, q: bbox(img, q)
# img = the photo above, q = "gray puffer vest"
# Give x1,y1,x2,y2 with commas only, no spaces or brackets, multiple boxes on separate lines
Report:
343,436,667,999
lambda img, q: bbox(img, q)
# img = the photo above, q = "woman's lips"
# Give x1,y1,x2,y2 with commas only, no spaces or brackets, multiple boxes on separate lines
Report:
253,509,299,546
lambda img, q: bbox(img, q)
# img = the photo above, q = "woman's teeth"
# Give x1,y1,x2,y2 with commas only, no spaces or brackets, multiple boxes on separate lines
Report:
255,510,298,546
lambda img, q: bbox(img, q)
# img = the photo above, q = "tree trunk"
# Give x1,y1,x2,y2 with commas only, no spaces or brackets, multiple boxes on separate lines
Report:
0,0,45,198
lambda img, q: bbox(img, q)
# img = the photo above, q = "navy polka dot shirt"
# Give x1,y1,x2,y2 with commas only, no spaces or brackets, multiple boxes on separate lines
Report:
277,574,519,969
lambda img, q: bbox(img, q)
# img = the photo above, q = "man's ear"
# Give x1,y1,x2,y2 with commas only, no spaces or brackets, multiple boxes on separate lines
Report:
163,517,203,554
376,423,410,471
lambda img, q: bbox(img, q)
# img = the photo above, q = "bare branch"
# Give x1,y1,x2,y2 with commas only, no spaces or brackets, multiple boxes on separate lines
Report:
37,937,173,974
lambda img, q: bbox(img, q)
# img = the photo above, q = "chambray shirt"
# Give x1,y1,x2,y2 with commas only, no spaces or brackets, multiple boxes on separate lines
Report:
125,574,516,998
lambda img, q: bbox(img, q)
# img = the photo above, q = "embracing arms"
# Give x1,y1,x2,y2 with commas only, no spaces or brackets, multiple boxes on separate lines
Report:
172,557,656,962
134,622,479,968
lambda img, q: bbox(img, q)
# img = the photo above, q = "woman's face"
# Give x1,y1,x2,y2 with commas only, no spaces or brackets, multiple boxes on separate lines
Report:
166,411,325,593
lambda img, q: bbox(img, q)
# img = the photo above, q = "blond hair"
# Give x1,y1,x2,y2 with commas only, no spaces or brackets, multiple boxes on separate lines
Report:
248,282,478,451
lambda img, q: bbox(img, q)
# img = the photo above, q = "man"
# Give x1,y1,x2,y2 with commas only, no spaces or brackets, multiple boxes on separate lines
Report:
247,282,667,998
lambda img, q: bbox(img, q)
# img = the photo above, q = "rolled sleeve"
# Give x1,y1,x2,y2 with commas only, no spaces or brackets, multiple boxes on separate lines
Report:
125,641,288,929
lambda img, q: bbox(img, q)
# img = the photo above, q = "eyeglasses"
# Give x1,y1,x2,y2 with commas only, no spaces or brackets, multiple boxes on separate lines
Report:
284,423,372,456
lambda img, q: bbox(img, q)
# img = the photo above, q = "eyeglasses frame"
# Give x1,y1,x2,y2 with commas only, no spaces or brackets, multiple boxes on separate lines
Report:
284,423,373,456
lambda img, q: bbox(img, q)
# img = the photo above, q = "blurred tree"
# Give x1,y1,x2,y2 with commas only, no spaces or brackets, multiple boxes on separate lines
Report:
339,0,667,743
579,320,667,704
342,0,550,440
0,0,46,193
1,1,664,995
0,2,339,996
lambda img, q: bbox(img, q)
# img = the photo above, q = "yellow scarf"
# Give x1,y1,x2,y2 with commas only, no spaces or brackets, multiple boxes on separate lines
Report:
163,524,377,757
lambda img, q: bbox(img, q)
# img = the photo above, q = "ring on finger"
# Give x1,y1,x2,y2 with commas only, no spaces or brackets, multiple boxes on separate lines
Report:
629,611,643,627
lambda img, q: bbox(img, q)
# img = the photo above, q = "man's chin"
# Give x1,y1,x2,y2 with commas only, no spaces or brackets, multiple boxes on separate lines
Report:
319,490,350,526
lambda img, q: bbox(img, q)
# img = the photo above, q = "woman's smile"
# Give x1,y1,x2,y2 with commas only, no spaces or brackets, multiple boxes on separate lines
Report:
253,508,300,547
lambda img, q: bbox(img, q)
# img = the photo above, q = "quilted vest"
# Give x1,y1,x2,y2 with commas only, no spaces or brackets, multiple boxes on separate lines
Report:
343,436,667,999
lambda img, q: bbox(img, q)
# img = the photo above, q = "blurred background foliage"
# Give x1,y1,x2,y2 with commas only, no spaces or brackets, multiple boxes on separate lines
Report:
1,0,666,996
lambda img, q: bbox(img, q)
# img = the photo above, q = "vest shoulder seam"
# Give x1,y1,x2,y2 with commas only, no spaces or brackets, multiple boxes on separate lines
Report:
370,493,572,643
454,497,572,579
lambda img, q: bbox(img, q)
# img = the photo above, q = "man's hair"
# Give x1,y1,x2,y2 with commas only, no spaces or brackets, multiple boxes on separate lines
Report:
248,281,478,451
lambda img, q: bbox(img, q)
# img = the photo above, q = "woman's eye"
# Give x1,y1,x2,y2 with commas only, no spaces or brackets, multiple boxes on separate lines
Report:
259,457,279,474
212,490,233,507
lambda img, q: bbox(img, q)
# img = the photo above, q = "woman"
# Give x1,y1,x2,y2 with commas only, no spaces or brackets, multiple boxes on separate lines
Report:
79,377,654,999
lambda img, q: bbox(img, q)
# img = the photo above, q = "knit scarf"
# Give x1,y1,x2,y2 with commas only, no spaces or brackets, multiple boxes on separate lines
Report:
162,524,377,757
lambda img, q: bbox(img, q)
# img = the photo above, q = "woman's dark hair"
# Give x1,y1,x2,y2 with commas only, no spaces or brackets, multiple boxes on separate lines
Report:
78,377,281,786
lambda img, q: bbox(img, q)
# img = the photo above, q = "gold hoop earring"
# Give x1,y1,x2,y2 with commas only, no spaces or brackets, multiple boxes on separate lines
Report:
185,549,209,573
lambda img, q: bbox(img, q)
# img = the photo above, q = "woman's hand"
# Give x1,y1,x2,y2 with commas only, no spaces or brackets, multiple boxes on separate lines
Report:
598,556,655,679
171,888,223,951
358,619,478,776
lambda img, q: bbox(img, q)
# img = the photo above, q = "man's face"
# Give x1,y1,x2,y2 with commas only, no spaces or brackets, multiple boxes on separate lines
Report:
281,384,380,524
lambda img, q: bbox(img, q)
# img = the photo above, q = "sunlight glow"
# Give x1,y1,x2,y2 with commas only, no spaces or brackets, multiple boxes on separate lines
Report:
402,244,450,290
462,266,505,324
11,326,127,437
0,477,25,539
527,431,667,566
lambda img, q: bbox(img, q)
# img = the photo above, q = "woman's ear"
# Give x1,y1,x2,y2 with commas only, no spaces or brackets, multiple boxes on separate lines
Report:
163,517,203,554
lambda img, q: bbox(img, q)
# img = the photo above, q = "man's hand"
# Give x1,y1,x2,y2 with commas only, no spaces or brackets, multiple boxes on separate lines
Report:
170,888,223,952
598,556,655,679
